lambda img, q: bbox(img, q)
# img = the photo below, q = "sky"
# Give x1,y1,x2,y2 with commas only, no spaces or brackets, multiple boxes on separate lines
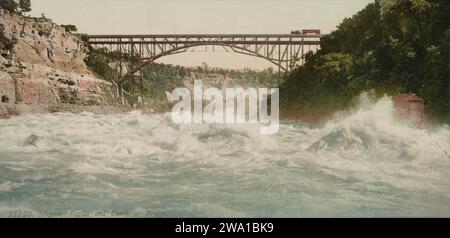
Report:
30,0,373,70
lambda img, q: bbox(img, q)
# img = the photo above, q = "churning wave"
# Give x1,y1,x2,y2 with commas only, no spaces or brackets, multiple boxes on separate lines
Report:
0,96,449,217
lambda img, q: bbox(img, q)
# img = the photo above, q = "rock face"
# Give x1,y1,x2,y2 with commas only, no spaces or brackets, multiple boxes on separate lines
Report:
0,9,118,118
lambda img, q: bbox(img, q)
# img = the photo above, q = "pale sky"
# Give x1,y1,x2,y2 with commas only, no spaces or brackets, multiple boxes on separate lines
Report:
30,0,373,70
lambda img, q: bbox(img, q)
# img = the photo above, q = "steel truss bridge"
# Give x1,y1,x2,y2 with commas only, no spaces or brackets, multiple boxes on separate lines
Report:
86,33,324,86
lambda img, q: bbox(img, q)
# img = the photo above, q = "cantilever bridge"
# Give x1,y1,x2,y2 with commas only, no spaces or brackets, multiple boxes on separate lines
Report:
86,33,324,86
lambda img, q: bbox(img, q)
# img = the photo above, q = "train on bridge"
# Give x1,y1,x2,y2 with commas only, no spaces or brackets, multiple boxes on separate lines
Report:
291,29,321,35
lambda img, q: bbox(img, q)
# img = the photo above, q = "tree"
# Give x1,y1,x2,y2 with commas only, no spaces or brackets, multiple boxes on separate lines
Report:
280,1,450,123
61,24,78,33
380,0,431,50
19,0,31,13
0,0,18,13
0,0,32,14
85,48,118,82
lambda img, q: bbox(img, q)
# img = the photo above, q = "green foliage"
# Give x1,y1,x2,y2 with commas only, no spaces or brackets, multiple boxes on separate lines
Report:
123,63,186,100
61,24,77,33
281,0,450,123
19,0,31,13
0,0,31,14
85,48,118,82
85,47,279,103
0,0,18,13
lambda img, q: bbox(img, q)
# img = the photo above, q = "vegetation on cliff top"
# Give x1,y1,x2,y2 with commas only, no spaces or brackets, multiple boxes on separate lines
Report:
0,0,31,14
280,0,449,123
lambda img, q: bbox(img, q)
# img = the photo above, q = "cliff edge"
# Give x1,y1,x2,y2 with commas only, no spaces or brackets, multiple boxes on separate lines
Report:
0,9,122,118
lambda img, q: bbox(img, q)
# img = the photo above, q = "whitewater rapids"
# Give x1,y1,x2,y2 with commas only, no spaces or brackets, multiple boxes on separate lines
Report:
0,96,449,217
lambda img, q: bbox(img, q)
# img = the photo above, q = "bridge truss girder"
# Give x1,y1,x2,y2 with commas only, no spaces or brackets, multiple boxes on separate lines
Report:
87,34,323,85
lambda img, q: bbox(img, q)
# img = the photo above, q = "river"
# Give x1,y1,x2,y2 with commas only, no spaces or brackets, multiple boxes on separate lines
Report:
0,96,449,217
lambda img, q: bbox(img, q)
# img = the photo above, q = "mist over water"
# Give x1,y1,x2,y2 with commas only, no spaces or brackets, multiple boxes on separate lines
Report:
0,96,449,217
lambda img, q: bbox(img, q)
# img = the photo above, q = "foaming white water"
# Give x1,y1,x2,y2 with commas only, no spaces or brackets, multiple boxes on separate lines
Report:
0,96,449,217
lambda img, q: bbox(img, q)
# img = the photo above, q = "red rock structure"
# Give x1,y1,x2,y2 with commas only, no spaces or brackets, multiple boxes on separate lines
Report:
392,94,427,124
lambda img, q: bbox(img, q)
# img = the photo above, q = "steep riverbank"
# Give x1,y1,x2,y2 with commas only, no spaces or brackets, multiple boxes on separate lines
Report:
0,9,126,119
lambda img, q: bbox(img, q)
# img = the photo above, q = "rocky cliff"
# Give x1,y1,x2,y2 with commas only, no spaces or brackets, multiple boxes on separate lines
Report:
0,9,121,118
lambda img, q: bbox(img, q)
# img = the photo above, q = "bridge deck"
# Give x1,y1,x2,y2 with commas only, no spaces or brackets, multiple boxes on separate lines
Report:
88,40,321,45
86,34,323,45
85,33,324,79
86,33,326,39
